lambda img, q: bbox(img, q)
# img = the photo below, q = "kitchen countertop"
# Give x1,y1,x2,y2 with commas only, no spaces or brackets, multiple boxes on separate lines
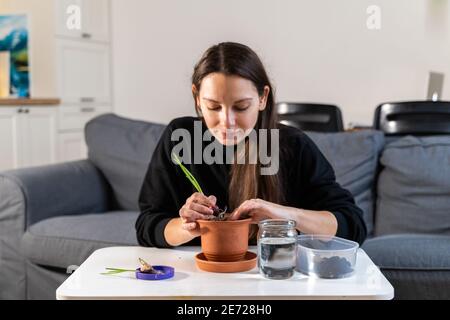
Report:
0,98,60,106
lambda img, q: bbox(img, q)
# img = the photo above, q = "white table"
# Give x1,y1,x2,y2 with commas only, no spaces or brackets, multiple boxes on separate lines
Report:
56,246,394,300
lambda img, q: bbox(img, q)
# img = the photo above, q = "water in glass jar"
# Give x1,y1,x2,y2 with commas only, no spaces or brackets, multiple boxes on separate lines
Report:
258,237,296,279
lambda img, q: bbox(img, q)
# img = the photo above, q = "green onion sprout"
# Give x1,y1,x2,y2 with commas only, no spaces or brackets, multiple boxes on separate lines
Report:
171,152,203,194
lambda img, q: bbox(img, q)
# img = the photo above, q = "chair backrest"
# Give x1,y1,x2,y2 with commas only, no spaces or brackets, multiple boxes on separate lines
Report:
374,101,450,135
276,102,344,132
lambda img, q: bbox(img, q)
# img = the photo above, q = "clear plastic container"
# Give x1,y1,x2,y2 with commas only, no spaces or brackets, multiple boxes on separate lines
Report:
296,235,358,279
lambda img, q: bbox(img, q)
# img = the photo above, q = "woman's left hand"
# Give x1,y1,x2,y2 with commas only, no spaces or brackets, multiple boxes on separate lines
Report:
229,198,284,223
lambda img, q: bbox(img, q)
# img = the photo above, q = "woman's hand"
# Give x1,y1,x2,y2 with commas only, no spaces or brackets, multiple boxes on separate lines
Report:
229,200,339,236
179,192,217,236
229,198,283,223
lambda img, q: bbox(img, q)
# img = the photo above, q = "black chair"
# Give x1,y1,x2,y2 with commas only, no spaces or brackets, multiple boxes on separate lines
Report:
374,101,450,135
276,102,344,132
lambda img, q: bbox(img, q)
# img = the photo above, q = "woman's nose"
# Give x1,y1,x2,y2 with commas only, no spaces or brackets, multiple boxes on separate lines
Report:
220,109,236,128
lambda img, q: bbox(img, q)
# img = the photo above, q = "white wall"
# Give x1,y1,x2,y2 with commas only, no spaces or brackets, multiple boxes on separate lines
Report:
112,0,450,127
0,0,57,97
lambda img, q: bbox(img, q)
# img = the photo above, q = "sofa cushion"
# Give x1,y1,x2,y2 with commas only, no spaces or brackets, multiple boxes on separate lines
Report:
362,234,450,299
21,211,139,269
375,136,450,236
362,234,450,270
85,114,166,211
306,130,385,236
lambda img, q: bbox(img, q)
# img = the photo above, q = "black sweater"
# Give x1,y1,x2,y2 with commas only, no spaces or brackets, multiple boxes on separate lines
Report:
136,116,367,247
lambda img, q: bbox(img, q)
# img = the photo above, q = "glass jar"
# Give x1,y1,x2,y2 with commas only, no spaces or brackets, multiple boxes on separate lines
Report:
257,219,297,280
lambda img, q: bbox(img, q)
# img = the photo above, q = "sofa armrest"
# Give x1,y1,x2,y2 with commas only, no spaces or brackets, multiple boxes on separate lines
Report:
0,159,111,228
0,159,111,299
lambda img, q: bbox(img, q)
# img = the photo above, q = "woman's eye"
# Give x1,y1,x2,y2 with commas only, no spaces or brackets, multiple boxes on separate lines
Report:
235,105,250,112
207,105,221,111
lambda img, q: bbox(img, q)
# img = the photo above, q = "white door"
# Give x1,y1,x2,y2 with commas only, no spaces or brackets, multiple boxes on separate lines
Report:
58,131,88,162
56,39,111,105
18,107,58,168
0,108,20,171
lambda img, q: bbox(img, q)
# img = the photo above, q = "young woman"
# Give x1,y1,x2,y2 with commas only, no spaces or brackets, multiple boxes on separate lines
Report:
136,42,367,248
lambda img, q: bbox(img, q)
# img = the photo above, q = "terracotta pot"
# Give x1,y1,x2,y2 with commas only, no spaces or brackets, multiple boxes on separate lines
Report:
197,218,252,262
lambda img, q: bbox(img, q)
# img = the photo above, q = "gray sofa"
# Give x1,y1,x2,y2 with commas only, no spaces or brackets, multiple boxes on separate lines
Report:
0,113,449,300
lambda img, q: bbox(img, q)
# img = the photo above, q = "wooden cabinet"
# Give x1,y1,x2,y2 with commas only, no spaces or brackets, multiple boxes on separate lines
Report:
55,0,110,42
0,107,57,171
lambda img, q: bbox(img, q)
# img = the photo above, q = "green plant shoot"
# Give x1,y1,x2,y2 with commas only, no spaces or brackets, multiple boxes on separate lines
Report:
171,152,203,194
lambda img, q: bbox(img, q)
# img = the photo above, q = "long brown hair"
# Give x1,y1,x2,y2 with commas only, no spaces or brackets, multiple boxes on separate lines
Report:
192,42,285,237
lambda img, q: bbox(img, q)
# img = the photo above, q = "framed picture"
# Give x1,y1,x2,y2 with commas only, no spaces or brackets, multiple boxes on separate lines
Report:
0,14,30,98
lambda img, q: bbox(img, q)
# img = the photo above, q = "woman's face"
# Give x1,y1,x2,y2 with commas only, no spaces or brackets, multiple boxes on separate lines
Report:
193,73,270,145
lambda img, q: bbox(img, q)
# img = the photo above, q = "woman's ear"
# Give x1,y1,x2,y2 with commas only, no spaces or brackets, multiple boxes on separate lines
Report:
192,84,203,116
259,85,270,111
192,84,200,108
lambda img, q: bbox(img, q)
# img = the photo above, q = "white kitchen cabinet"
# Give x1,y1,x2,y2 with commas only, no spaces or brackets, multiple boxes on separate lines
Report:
55,0,82,39
0,108,19,171
55,0,110,42
58,131,88,162
1,0,112,171
54,0,113,164
56,39,111,105
56,104,111,163
0,107,57,171
19,107,58,168
82,0,110,42
58,105,112,131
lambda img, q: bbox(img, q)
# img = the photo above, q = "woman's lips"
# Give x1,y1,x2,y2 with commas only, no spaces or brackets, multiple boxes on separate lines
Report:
220,130,237,139
213,128,243,142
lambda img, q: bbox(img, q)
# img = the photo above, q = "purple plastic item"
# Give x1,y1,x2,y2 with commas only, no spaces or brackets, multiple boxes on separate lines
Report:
135,266,174,280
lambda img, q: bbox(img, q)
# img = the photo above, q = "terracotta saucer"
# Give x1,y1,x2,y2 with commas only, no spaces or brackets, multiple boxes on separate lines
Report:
195,251,257,273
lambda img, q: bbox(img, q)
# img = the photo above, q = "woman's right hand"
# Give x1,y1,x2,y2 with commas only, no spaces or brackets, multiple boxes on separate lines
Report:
179,192,218,236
